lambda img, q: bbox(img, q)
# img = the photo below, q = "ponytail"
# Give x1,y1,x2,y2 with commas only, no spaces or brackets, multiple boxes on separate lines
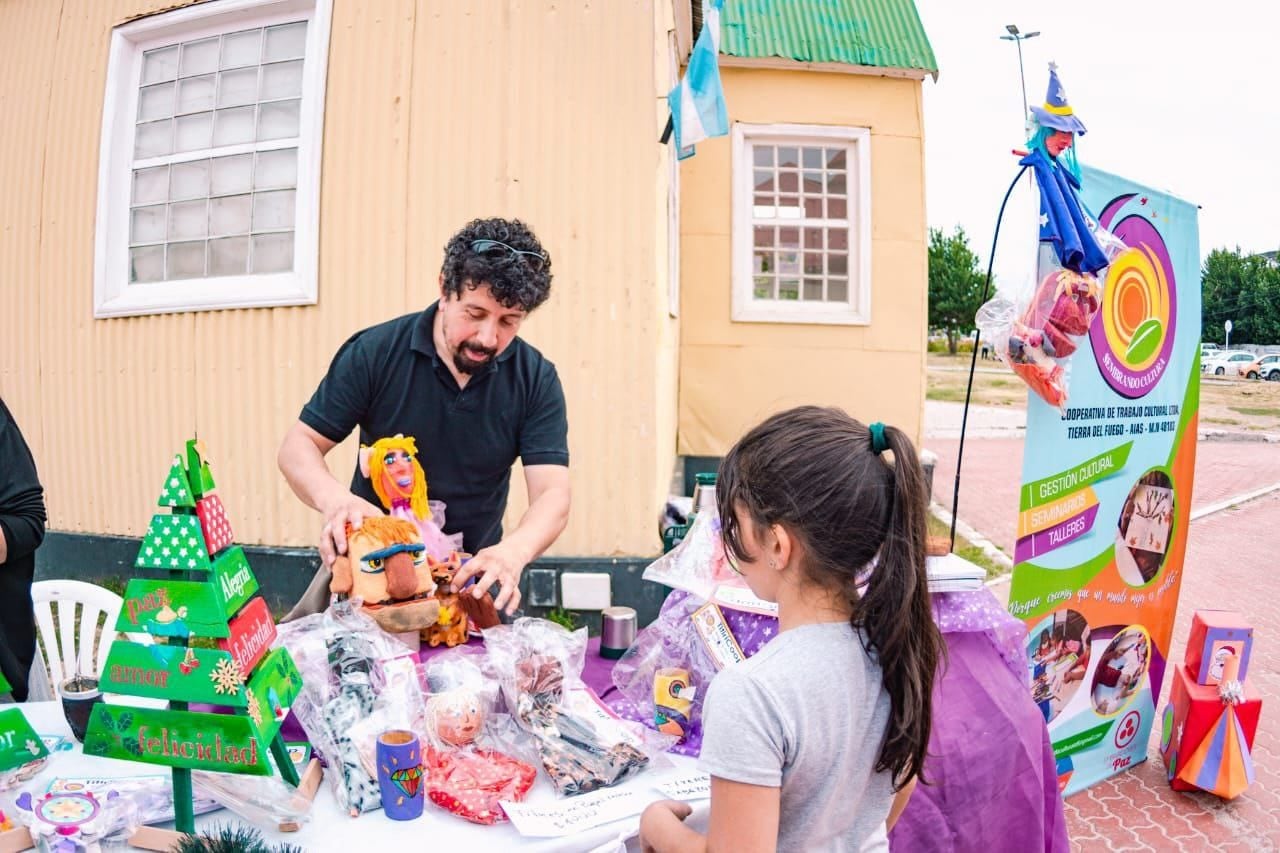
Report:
853,424,943,789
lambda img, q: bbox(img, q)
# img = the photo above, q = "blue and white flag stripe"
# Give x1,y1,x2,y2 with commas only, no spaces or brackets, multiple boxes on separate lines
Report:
667,0,728,159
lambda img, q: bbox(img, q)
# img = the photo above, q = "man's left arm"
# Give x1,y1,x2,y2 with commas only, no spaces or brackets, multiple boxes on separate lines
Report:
461,464,570,613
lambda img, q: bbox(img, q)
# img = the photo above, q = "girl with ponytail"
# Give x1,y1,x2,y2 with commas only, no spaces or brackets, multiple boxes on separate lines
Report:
640,406,943,853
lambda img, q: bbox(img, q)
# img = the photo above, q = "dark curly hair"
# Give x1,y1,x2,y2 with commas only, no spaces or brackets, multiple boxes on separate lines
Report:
440,218,553,312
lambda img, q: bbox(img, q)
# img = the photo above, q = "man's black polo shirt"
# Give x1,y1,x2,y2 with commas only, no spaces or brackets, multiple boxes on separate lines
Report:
300,302,569,553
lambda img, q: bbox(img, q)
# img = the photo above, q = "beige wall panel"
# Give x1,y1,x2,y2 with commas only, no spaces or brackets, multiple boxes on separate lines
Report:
678,67,927,456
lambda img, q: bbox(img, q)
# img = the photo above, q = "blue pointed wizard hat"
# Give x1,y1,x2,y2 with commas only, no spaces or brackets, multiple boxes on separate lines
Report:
1030,62,1087,135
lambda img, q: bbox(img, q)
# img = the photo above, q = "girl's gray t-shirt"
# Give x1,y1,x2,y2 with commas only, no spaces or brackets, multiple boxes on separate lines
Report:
698,621,894,852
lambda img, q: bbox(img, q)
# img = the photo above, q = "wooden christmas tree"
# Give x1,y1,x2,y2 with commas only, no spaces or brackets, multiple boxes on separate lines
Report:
84,440,302,833
0,669,48,774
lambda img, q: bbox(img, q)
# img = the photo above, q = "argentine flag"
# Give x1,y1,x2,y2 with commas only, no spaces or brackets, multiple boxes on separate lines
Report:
667,0,728,159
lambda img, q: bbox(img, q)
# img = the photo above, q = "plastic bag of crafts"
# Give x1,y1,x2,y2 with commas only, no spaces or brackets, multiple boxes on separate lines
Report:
279,602,412,816
641,505,735,600
416,649,536,824
483,618,674,797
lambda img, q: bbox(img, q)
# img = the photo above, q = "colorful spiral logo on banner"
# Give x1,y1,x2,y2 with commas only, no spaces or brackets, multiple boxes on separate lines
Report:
1089,199,1178,398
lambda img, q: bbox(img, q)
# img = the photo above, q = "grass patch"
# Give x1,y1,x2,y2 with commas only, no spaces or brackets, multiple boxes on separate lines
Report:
989,379,1011,388
926,387,971,403
1229,406,1280,417
926,514,1006,580
1203,417,1243,426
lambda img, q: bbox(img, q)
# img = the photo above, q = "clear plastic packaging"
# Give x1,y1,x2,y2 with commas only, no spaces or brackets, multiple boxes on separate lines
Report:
483,619,673,797
12,786,140,852
416,649,536,824
641,505,735,601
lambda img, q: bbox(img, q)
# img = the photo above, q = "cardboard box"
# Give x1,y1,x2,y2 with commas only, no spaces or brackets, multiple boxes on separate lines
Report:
1184,610,1253,686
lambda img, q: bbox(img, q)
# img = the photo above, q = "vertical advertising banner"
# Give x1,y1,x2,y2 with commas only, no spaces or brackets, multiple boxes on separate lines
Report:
1008,167,1201,795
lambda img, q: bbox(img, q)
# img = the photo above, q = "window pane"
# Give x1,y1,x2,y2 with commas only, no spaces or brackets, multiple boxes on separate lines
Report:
176,74,216,114
828,228,848,251
778,250,800,276
179,38,219,78
135,119,173,158
752,196,775,218
753,250,773,274
209,236,250,276
138,82,175,122
258,99,300,140
130,204,166,244
827,277,848,302
217,67,259,108
211,153,253,195
261,60,303,100
167,240,206,279
170,159,210,201
174,112,214,152
777,171,798,193
168,199,208,240
802,147,823,169
254,148,297,189
753,276,774,299
803,198,823,218
252,189,295,230
778,279,800,300
802,170,822,194
828,253,849,275
251,231,294,273
753,169,773,193
803,279,824,300
130,245,165,283
210,194,252,236
142,46,180,85
132,166,169,206
778,227,799,248
221,29,263,69
827,198,847,218
803,228,823,249
777,147,799,168
214,106,257,147
752,145,773,167
826,148,846,169
752,226,774,249
803,252,823,275
777,196,802,220
263,22,308,62
827,172,847,196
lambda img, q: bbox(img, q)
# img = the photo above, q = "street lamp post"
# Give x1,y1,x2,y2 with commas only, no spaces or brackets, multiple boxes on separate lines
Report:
1000,24,1040,131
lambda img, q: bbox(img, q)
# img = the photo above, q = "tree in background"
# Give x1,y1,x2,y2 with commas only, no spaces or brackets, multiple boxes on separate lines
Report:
1201,248,1280,346
928,226,987,354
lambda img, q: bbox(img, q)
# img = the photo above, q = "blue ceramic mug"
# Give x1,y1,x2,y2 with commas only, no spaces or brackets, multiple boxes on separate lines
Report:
376,729,424,820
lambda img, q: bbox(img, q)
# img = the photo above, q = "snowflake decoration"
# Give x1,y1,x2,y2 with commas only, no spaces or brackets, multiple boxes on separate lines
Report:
246,691,264,727
210,658,245,695
25,738,40,756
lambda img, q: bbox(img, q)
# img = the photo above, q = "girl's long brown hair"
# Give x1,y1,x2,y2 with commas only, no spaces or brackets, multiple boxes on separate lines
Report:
717,406,943,789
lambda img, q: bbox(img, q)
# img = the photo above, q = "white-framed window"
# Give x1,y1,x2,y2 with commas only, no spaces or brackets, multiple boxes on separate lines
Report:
93,0,332,318
731,123,871,325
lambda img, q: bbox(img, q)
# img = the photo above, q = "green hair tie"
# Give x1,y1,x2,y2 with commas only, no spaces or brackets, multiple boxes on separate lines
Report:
869,422,888,455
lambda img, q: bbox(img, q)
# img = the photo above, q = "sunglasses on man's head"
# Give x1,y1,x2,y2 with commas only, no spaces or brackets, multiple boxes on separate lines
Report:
470,239,548,272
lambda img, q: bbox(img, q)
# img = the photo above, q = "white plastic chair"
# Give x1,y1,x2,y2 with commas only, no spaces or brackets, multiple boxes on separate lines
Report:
31,579,149,696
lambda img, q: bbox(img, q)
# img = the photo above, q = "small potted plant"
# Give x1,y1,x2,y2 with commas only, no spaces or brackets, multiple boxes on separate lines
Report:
60,668,103,743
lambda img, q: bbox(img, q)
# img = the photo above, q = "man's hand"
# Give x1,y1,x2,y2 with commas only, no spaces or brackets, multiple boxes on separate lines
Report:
451,541,528,615
318,492,385,568
640,800,695,853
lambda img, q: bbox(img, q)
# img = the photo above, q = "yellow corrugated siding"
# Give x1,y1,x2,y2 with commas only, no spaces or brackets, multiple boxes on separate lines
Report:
0,0,677,557
677,67,928,454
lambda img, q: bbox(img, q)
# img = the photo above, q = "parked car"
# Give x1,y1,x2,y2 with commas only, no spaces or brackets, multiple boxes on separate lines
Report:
1204,351,1255,376
1239,354,1280,381
1201,342,1220,356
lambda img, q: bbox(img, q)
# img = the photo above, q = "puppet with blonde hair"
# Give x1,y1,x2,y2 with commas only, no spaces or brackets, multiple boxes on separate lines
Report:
360,434,463,560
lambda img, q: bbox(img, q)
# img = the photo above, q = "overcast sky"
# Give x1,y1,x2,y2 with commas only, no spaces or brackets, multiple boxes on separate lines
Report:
916,0,1277,263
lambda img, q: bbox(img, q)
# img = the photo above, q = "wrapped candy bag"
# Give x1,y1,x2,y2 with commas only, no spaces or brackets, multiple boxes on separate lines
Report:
417,651,536,825
484,619,671,797
641,501,736,601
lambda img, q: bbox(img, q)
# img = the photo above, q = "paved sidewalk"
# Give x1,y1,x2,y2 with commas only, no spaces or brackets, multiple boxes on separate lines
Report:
923,421,1280,852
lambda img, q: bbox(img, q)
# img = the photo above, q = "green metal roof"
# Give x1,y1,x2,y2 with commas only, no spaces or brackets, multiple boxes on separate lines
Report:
708,0,938,77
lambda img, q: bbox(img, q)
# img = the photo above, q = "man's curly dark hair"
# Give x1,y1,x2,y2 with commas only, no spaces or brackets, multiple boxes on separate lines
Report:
440,218,553,312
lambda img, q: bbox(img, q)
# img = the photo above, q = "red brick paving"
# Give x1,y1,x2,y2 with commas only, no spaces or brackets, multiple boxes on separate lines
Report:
926,433,1280,851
